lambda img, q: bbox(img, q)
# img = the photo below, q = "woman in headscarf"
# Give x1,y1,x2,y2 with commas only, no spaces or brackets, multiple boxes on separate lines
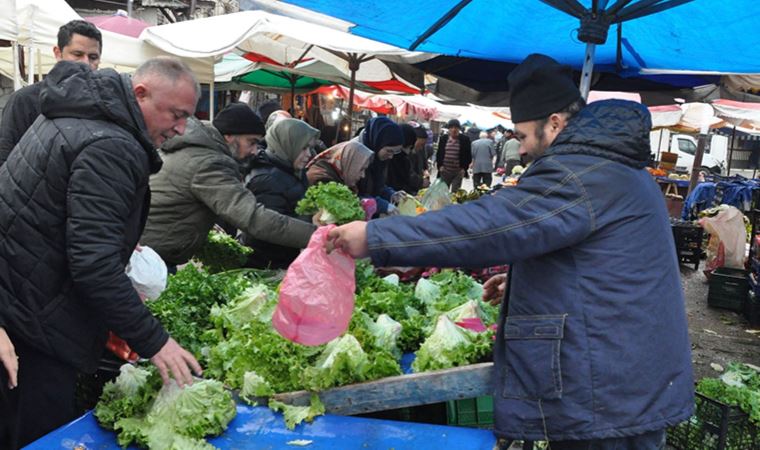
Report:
244,118,319,269
355,117,404,215
306,137,374,191
386,123,428,195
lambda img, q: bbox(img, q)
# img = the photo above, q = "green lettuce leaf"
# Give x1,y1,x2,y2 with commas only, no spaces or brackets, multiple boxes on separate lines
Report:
295,182,364,225
269,393,325,430
94,364,162,430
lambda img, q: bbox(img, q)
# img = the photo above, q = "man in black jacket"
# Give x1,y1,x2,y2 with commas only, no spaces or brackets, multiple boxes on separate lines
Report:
436,118,472,192
0,20,103,166
0,57,202,448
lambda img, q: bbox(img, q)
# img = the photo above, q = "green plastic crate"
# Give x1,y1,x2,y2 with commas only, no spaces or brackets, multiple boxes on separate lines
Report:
707,267,748,312
667,392,759,450
446,396,494,428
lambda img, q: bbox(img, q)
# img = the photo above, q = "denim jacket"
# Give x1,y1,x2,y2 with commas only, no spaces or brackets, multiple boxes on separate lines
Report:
367,100,694,441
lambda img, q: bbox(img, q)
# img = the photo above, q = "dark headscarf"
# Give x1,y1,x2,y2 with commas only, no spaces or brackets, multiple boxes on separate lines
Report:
400,123,417,148
361,117,403,152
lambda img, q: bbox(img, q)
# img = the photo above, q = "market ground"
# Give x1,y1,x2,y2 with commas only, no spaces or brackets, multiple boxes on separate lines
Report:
459,173,760,378
681,263,760,380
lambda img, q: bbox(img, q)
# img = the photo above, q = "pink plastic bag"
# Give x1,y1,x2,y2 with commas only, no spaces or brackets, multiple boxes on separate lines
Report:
272,225,356,346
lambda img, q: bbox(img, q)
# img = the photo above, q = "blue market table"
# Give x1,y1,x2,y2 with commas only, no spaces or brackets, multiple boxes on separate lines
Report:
27,403,498,449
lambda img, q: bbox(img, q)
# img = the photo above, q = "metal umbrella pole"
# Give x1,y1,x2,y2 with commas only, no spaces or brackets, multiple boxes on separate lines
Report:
579,42,596,100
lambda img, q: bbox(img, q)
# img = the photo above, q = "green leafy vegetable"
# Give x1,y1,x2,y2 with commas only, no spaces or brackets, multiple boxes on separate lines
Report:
424,271,484,313
398,313,432,354
210,284,276,329
193,230,253,274
412,315,493,372
147,265,252,355
445,300,484,322
303,334,370,391
107,379,236,449
94,364,162,430
697,363,760,425
205,321,322,392
240,371,275,403
295,182,364,224
269,394,325,430
355,277,422,322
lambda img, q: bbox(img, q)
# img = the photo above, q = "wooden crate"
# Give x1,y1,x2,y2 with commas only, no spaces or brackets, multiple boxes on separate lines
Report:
659,152,679,171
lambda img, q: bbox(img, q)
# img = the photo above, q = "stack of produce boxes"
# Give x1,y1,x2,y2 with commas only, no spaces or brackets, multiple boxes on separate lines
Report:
670,218,703,271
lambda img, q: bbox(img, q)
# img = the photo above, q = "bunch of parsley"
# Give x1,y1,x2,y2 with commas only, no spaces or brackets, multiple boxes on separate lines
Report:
193,230,253,274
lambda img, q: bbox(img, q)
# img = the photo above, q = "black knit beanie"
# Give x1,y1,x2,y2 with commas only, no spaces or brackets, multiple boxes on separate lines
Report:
213,103,265,135
508,54,581,123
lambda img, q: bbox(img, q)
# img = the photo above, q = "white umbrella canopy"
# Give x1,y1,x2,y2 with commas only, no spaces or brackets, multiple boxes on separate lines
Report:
140,9,432,133
0,0,19,42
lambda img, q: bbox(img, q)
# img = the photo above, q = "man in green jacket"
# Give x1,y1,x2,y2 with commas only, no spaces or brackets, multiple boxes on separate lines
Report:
141,103,316,267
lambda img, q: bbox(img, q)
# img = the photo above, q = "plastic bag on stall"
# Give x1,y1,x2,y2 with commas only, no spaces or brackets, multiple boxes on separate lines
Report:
699,205,747,275
107,246,168,362
125,246,168,300
272,226,356,346
420,179,452,211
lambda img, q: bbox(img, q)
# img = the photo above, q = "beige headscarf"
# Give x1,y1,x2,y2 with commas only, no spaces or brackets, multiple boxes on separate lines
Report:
306,141,374,189
266,118,320,165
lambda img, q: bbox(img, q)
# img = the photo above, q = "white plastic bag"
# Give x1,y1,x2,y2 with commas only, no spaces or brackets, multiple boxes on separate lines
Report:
699,205,747,271
126,246,167,300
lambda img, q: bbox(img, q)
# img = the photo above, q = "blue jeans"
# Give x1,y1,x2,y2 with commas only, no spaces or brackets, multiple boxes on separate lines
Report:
548,429,666,450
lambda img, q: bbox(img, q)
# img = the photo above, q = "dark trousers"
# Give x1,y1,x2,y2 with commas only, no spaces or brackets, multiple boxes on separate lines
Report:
473,172,493,188
549,428,666,450
0,340,79,449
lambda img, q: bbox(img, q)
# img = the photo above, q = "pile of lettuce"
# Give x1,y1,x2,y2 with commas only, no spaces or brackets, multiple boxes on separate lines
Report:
353,263,497,370
295,181,365,224
203,280,401,395
95,365,236,449
193,230,253,274
100,258,500,443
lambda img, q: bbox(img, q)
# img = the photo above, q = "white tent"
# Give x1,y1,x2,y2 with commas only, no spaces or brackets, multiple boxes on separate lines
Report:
0,0,214,83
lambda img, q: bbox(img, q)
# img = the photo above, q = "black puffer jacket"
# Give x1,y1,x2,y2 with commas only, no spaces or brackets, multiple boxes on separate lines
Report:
243,151,309,269
0,61,168,372
0,81,42,166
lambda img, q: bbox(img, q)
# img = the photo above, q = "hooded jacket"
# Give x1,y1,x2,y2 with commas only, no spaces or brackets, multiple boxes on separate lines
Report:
366,100,694,440
141,117,315,266
0,61,168,372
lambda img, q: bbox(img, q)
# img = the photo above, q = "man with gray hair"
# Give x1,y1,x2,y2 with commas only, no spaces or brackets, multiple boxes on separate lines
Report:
0,56,202,448
470,130,496,187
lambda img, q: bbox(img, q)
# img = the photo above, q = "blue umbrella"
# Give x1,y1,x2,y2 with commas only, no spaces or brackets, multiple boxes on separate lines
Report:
281,0,760,98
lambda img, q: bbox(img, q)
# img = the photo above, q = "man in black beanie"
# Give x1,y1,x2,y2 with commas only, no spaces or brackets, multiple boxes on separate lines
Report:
141,103,316,269
327,53,693,450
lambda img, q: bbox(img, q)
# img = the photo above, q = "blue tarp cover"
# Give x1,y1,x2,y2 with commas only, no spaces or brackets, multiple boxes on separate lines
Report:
27,404,497,449
284,0,760,76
